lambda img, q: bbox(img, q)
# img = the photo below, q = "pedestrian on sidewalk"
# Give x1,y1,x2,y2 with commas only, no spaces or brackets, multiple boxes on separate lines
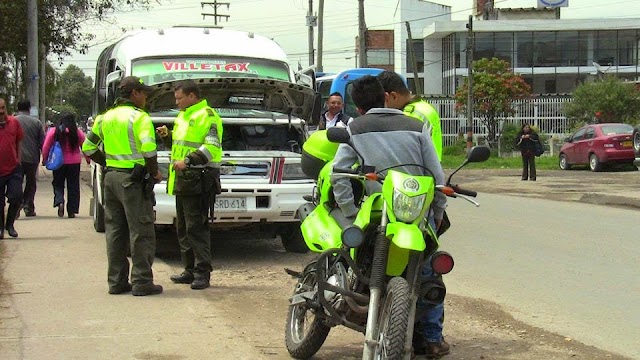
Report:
515,124,540,181
82,76,163,296
15,99,44,218
0,97,24,239
42,112,87,218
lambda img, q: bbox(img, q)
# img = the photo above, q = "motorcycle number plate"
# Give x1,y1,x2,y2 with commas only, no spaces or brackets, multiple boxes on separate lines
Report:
214,198,247,212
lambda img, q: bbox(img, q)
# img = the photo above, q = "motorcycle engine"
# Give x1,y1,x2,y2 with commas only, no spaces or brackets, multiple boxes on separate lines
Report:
323,262,348,313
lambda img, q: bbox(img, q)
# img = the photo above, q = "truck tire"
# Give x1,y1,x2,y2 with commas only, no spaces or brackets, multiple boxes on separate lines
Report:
93,181,105,233
280,224,309,253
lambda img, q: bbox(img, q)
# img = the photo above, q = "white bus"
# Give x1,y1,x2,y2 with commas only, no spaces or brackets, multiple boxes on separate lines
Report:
90,26,320,253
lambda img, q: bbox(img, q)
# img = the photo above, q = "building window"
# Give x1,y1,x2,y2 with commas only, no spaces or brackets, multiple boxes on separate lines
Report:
406,40,424,73
596,30,617,66
557,31,584,66
367,49,393,66
516,32,534,67
533,31,557,67
494,32,513,65
618,30,638,67
474,32,494,60
407,77,424,94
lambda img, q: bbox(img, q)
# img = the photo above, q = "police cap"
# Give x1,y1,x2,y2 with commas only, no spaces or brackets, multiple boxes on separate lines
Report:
118,76,154,96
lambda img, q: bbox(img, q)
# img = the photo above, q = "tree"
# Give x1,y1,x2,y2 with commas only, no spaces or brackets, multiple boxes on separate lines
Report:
454,57,531,146
0,0,152,104
564,76,640,127
55,65,94,118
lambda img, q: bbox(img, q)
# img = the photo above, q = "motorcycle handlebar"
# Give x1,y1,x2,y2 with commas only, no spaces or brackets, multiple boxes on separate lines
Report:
451,185,477,198
332,167,359,175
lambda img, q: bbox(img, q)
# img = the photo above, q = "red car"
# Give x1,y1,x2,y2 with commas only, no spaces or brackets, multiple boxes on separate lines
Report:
559,123,634,172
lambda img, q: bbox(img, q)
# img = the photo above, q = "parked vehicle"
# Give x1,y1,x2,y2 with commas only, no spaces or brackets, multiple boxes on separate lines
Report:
284,127,490,359
558,123,635,172
88,26,320,252
633,125,640,170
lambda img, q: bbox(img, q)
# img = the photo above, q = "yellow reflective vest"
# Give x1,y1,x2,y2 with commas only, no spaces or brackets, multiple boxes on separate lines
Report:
167,99,223,195
404,99,442,161
82,105,157,168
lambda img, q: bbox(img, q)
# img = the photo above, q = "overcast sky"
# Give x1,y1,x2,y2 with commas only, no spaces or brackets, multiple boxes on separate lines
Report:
58,0,640,77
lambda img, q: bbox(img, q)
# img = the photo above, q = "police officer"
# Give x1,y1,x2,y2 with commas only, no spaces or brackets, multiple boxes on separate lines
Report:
156,79,222,290
376,71,443,161
82,76,163,296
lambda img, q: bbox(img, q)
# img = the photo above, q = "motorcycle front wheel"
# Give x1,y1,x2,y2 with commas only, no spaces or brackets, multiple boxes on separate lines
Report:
285,264,331,359
374,277,411,360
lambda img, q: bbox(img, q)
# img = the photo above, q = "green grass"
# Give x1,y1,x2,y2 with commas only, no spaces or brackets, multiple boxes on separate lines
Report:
441,154,560,170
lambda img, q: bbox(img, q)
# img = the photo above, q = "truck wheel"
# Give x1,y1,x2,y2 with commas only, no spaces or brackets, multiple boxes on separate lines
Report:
93,181,105,233
280,224,309,253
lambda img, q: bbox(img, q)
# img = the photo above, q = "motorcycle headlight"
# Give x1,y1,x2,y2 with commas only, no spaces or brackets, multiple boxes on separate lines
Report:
393,189,426,223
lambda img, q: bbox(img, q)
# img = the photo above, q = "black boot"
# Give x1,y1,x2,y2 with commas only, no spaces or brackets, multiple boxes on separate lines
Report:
191,272,210,290
5,203,19,238
0,207,5,239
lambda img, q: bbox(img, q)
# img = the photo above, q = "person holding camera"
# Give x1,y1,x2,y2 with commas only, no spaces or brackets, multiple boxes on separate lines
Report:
82,76,163,296
156,79,223,290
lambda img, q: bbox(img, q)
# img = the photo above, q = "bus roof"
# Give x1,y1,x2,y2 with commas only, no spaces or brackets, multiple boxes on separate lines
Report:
111,27,290,65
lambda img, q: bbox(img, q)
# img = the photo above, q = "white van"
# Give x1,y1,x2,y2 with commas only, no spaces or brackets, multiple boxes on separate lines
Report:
89,27,320,252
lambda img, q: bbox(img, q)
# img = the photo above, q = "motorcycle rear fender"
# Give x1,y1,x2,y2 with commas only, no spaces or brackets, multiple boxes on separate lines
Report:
300,205,343,252
385,222,425,276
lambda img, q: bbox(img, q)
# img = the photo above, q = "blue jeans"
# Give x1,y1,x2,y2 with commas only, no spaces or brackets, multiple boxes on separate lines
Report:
415,216,444,343
415,254,445,343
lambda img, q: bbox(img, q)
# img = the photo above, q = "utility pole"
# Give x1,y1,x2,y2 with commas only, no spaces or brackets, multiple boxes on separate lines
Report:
405,22,421,95
306,0,316,66
201,1,230,26
358,0,367,67
39,44,46,124
27,0,39,117
466,15,474,151
316,0,324,72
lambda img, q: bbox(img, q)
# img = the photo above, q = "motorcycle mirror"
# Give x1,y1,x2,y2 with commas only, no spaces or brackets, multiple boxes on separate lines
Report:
466,146,491,163
326,127,350,143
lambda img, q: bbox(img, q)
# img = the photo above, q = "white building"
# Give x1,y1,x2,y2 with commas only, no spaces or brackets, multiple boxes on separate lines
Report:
392,0,640,96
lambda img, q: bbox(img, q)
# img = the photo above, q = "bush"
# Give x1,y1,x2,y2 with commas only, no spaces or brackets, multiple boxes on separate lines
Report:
443,135,468,156
500,123,519,152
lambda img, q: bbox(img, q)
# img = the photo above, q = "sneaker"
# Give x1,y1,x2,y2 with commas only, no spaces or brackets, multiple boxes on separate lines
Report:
170,271,194,284
414,339,450,359
108,283,132,295
132,283,163,296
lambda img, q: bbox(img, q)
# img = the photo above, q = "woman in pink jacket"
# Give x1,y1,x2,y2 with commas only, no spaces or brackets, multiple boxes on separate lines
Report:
42,112,86,218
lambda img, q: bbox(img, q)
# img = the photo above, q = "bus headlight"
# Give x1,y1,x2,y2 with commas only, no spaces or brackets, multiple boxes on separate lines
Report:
393,189,425,223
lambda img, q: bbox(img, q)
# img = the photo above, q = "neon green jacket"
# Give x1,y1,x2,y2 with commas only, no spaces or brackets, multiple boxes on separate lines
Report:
404,98,442,161
82,105,156,168
167,99,223,195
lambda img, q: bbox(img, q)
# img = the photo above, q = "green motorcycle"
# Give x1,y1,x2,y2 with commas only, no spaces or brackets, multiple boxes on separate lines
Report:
285,127,490,359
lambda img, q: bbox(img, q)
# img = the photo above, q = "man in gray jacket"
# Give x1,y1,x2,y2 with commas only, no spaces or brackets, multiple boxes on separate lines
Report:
15,100,44,217
331,75,449,358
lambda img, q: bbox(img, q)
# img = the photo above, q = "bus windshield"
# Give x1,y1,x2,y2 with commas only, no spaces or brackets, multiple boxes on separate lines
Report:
132,57,291,85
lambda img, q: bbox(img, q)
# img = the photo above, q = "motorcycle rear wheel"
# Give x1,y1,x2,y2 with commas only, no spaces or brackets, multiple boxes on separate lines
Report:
285,265,331,359
374,277,411,360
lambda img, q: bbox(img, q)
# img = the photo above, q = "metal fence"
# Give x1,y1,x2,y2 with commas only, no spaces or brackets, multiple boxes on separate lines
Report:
427,96,574,147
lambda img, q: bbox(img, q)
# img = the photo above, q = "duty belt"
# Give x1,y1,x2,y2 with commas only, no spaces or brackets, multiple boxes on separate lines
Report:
105,167,134,174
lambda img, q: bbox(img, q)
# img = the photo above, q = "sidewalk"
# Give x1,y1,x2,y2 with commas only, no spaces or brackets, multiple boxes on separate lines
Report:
0,166,264,360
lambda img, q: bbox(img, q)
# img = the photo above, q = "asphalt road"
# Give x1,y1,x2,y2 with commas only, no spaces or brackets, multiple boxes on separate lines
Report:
441,192,640,359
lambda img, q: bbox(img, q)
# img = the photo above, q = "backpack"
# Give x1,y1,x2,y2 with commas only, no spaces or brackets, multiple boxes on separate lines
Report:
534,138,545,157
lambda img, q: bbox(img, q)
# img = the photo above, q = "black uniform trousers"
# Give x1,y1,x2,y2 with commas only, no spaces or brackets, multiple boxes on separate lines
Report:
175,194,212,276
103,170,156,289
